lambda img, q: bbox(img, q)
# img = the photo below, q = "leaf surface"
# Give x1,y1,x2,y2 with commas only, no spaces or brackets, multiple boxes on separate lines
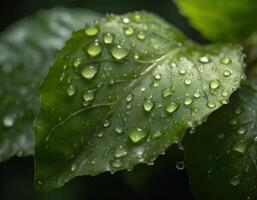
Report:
35,11,245,191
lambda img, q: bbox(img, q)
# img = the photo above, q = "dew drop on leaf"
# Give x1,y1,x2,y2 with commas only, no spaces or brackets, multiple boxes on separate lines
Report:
114,147,128,158
220,57,231,65
2,114,15,127
83,90,95,101
176,161,185,170
184,97,193,106
103,32,114,44
124,27,134,36
66,85,76,96
198,56,210,63
229,175,241,186
70,164,77,172
85,25,99,36
128,128,147,143
143,99,154,112
165,102,179,114
137,31,146,40
81,65,98,80
110,44,129,60
86,42,102,57
209,79,220,90
184,79,192,86
223,70,232,77
162,88,172,98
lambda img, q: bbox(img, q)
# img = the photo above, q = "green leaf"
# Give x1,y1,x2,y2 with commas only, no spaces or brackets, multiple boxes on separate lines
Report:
183,78,257,200
174,0,257,42
0,7,101,162
34,11,245,191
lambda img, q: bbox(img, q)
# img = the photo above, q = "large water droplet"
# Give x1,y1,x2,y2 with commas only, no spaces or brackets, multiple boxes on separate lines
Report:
81,65,98,79
165,102,179,114
87,42,102,57
67,85,76,96
85,25,99,36
103,32,114,44
143,100,154,112
110,44,129,60
129,128,147,143
209,79,220,90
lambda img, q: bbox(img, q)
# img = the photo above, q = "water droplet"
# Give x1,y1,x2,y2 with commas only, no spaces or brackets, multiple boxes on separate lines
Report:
199,56,210,63
143,100,154,112
133,52,139,59
152,130,162,139
133,13,141,22
207,102,216,108
230,175,241,186
223,70,232,77
3,114,15,127
103,120,110,127
254,136,257,142
81,65,98,79
230,119,238,126
97,131,104,138
122,17,130,24
179,69,186,75
103,32,114,44
176,161,184,170
209,80,220,90
165,102,179,114
115,126,123,134
238,127,246,135
154,73,162,80
87,42,102,57
59,73,65,82
83,90,95,101
124,27,134,36
70,164,77,171
111,159,122,168
184,79,192,86
114,147,127,158
137,31,146,40
73,58,82,68
194,90,201,98
67,85,76,96
220,57,231,65
85,25,99,36
234,107,242,115
126,94,133,102
184,97,193,106
222,90,228,97
162,88,172,98
233,140,247,153
129,128,147,143
110,44,129,60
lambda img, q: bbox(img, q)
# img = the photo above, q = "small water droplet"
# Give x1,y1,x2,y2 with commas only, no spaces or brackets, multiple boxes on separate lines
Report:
184,79,192,86
143,100,154,112
114,147,127,158
209,79,220,90
111,159,122,168
162,88,172,98
165,102,179,114
3,114,15,127
87,42,102,57
230,119,238,126
124,27,134,36
184,97,193,106
230,175,241,186
67,85,76,96
103,120,110,127
137,31,145,40
81,65,98,79
152,130,162,139
194,90,201,98
73,59,82,68
154,73,162,80
223,70,232,77
126,94,133,102
85,25,99,36
237,127,246,135
83,90,95,101
59,72,65,82
122,17,130,24
110,44,129,60
179,69,186,75
222,90,228,97
207,102,216,108
70,164,77,172
129,128,147,143
220,57,231,65
199,56,210,63
176,161,184,170
115,126,123,134
103,32,114,44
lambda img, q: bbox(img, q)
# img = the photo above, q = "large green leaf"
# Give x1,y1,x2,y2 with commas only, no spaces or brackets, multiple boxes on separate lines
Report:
35,11,245,191
183,78,257,200
0,7,101,162
174,0,257,42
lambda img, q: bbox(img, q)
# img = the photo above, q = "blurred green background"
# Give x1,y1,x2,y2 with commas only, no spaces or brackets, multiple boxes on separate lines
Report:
0,0,201,199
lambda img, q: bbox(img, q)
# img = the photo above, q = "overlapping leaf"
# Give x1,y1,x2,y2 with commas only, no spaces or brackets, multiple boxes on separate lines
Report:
174,0,257,42
35,11,245,191
0,7,101,162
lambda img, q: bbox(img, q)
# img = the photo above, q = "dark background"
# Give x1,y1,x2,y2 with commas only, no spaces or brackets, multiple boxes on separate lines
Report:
0,0,202,199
